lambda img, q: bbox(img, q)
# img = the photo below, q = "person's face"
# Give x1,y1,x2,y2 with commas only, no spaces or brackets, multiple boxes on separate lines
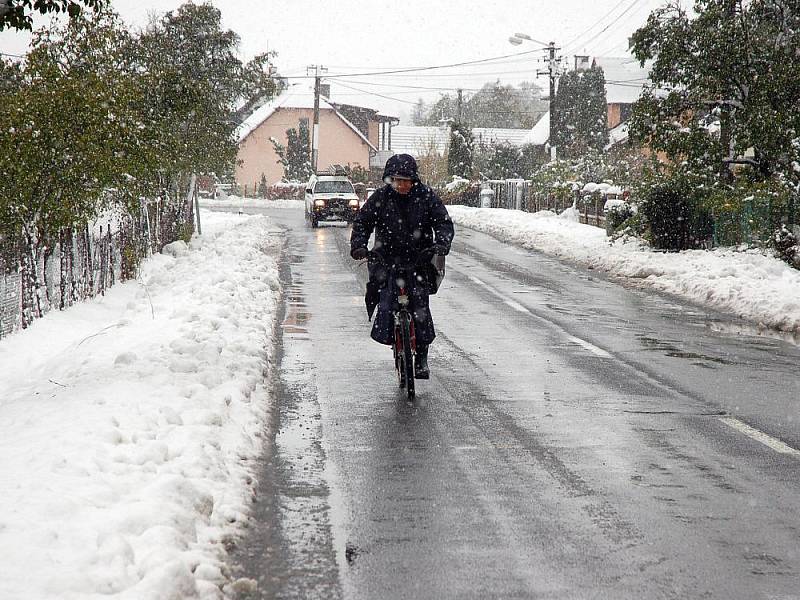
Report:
391,176,413,195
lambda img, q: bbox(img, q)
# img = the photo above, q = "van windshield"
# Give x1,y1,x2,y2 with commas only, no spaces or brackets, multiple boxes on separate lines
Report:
314,181,354,194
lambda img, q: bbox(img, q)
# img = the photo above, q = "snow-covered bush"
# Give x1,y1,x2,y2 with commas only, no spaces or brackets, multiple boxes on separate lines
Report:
639,179,713,250
605,201,636,233
771,225,800,269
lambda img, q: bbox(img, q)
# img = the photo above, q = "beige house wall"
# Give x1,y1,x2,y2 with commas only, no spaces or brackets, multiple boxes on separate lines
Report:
367,121,379,148
607,103,623,130
235,107,373,194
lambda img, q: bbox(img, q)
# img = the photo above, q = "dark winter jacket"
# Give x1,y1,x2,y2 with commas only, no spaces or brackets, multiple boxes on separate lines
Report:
350,182,454,263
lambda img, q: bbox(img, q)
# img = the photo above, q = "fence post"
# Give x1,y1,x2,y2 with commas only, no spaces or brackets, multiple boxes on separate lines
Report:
595,196,600,226
190,174,201,236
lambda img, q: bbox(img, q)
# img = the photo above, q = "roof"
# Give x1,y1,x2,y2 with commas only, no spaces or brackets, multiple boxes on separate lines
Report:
389,125,534,157
390,125,449,156
523,111,549,145
236,84,377,151
606,121,630,150
592,56,651,104
472,128,532,147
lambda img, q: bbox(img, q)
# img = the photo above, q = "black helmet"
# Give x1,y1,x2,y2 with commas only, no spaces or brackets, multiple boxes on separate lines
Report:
382,153,419,183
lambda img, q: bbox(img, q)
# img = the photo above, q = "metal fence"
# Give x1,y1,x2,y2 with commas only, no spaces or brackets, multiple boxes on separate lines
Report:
441,179,611,227
0,191,195,338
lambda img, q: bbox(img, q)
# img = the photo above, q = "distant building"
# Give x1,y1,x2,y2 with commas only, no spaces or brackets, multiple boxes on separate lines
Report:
592,56,651,130
235,84,397,191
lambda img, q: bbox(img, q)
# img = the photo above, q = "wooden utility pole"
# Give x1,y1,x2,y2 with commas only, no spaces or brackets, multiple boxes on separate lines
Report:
307,64,327,172
456,88,463,123
537,42,561,161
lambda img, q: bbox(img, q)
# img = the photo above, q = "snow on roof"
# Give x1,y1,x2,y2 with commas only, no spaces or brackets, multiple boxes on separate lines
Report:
523,111,549,146
236,84,377,151
389,125,450,156
389,124,534,157
472,127,532,147
593,56,651,104
606,121,630,150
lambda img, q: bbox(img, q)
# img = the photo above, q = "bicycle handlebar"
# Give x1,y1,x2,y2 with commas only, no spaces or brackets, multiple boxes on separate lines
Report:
366,248,435,267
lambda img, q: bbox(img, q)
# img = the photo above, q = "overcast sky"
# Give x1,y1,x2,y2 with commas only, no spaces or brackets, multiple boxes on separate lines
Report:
1,0,666,121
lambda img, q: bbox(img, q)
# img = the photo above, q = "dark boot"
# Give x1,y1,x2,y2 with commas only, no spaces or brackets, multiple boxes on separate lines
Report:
414,345,430,379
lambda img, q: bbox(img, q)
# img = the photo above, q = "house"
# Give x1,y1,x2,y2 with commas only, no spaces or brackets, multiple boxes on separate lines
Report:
591,56,651,130
235,84,397,191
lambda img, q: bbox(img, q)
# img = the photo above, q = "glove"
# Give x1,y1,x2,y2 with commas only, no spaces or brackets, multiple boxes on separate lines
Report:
431,243,448,256
351,247,368,260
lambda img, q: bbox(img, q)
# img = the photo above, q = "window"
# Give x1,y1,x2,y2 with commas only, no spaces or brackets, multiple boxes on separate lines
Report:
314,180,355,194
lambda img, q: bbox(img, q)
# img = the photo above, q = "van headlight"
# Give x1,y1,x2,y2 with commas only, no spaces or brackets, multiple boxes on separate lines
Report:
348,199,359,208
314,199,326,207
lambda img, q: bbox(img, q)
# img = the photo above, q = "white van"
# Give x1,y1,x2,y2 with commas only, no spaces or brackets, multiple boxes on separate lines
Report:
304,172,360,228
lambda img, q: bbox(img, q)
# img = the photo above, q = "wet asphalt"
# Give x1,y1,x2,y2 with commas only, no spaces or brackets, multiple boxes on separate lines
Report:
224,206,800,600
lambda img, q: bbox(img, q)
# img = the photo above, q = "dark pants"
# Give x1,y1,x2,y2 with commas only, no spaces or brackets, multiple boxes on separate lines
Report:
369,266,435,347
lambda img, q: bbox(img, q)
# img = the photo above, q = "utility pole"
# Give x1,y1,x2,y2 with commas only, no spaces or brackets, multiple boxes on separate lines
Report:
456,88,463,123
307,64,327,172
537,42,561,161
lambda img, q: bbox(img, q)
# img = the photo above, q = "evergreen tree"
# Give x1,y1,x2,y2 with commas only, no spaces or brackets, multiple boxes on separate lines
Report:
552,66,608,158
448,121,474,178
272,120,312,181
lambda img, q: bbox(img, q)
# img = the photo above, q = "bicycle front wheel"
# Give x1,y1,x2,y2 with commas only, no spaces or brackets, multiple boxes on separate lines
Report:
399,311,415,400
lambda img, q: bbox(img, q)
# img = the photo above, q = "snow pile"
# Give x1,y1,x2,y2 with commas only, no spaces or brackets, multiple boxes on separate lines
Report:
200,196,303,210
0,210,282,600
445,176,470,192
447,205,800,333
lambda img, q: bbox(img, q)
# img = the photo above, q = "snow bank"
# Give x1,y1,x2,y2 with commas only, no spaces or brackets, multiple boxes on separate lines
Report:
0,210,283,600
448,205,800,334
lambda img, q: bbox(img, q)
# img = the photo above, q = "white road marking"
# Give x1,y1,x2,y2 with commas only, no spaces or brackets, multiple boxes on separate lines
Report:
719,417,800,456
504,299,531,314
469,275,612,357
469,275,487,287
568,336,614,358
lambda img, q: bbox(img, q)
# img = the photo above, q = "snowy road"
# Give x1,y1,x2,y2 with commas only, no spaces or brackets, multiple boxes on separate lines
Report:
226,206,800,599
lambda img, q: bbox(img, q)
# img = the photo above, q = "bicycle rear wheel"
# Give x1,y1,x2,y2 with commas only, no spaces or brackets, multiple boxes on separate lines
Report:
399,311,415,399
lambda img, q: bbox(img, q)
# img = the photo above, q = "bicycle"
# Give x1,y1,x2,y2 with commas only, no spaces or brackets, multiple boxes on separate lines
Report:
366,250,433,401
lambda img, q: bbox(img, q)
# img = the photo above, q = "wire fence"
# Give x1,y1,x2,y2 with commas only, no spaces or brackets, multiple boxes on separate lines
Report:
0,189,196,339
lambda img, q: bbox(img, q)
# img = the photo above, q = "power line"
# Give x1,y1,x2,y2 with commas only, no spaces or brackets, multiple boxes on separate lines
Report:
333,80,420,106
562,0,632,51
275,48,546,80
564,0,644,56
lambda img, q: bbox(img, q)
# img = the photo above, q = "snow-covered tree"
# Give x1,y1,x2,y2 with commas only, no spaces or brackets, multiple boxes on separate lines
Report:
629,0,800,188
552,66,608,158
448,121,474,178
272,121,312,182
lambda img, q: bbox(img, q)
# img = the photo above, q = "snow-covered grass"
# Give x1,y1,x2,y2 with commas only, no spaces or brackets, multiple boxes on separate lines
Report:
0,210,282,600
448,205,800,334
200,195,303,210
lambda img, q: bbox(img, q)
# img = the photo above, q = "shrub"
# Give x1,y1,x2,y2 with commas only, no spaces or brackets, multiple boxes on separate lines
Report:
771,225,800,269
605,202,635,232
639,182,713,250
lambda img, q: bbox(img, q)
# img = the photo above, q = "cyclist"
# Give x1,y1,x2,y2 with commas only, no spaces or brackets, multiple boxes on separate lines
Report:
350,153,454,379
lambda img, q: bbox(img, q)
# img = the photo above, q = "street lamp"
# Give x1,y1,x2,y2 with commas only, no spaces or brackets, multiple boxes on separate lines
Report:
509,32,559,161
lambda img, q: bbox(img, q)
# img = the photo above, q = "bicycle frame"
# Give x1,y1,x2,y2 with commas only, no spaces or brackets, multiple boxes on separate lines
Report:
368,251,425,400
